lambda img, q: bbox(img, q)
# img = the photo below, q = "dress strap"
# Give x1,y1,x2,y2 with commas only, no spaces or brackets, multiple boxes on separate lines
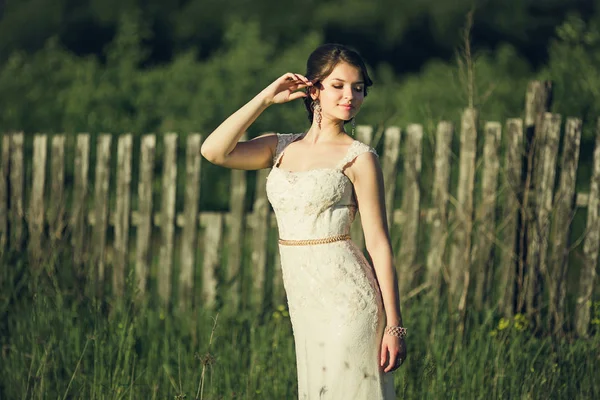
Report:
273,132,306,167
334,141,379,171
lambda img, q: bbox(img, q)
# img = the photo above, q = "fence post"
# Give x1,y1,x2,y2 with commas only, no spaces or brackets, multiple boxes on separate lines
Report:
520,81,552,318
397,124,423,295
28,134,47,266
448,108,478,327
49,135,65,242
202,212,223,309
92,134,112,297
158,133,178,305
114,134,133,299
251,167,270,309
575,118,600,336
472,122,501,311
381,126,401,232
0,135,10,252
227,132,248,310
549,118,582,333
9,132,24,252
526,113,561,328
135,135,155,297
71,134,89,268
426,121,453,305
179,134,203,311
498,119,523,317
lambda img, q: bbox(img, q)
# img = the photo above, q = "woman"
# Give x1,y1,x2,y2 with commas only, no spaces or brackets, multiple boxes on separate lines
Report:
201,43,407,399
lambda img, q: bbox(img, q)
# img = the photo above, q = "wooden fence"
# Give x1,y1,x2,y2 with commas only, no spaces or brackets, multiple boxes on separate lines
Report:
0,81,599,336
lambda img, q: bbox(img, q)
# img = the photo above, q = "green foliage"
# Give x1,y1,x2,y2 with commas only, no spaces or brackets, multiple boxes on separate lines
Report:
0,14,322,136
0,8,598,141
361,43,532,132
541,13,600,140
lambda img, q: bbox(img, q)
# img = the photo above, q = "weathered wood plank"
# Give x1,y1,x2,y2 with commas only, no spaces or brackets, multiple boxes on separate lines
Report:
202,212,223,309
251,168,271,309
575,118,600,337
549,118,582,333
381,127,401,231
426,121,453,296
448,108,478,314
28,134,47,265
135,135,155,296
158,133,178,305
520,81,553,319
9,132,24,251
351,125,374,250
49,135,66,241
113,134,133,298
179,133,202,310
498,119,523,317
71,134,89,267
472,122,501,310
225,132,249,310
526,113,561,325
92,134,112,296
397,124,423,295
525,81,553,129
0,135,9,252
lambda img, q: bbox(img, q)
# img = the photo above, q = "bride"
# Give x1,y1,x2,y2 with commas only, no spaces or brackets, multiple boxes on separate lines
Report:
201,43,407,399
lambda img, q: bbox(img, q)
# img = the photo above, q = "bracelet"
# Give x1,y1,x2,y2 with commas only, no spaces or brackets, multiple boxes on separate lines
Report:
384,325,407,339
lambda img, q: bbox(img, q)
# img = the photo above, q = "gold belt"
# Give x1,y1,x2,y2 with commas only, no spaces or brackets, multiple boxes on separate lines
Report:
278,233,351,246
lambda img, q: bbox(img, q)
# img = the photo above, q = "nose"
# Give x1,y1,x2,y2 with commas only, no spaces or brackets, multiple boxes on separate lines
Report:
343,85,354,100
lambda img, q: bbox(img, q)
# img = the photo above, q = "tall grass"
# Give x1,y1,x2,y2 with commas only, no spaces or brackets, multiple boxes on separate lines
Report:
1,242,598,399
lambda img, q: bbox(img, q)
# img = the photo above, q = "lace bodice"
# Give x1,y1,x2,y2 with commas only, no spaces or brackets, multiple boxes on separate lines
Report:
266,132,378,240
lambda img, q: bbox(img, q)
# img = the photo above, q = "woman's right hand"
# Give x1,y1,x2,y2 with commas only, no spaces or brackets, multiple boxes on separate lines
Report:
260,73,312,106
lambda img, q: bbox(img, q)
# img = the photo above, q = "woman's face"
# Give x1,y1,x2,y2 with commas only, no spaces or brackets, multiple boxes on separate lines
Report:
313,62,365,124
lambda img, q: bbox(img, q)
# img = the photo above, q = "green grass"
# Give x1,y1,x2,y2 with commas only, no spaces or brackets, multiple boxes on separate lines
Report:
1,245,599,400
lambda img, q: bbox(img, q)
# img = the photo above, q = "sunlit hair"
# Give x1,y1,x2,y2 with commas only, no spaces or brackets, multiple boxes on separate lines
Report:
303,43,373,124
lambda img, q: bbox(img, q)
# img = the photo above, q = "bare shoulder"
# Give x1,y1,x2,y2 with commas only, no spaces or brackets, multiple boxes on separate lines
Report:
346,144,380,183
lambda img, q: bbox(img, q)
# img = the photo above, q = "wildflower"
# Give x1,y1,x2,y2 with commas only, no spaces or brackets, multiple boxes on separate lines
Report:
514,313,529,331
498,318,510,331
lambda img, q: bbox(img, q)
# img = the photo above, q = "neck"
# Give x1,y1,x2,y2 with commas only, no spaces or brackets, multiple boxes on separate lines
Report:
303,117,347,144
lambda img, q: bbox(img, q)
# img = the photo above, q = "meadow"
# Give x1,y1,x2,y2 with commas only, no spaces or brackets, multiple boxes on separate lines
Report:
1,240,598,400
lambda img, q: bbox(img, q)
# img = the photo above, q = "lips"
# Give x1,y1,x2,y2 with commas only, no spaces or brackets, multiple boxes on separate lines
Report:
340,104,353,110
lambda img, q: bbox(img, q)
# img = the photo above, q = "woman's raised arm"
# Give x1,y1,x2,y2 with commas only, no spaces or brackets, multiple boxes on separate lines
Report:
200,73,311,170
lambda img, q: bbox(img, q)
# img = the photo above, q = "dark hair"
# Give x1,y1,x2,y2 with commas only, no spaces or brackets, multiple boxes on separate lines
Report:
303,43,373,124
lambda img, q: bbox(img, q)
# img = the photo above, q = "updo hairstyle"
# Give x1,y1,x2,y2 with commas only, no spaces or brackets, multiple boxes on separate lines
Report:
303,43,373,124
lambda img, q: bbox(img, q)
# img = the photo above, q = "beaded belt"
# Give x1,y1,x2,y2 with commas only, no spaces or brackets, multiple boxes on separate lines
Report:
278,233,351,246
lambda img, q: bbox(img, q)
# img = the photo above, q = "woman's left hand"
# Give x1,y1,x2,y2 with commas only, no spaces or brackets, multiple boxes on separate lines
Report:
380,334,407,373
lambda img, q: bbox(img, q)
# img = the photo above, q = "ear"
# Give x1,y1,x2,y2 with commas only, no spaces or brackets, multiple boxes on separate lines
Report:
308,85,320,101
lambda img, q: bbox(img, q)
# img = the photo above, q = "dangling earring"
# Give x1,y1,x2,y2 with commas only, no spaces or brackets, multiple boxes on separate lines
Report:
313,100,322,129
351,117,356,136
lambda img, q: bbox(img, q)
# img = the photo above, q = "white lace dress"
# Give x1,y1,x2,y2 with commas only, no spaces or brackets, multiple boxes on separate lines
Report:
266,132,396,399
